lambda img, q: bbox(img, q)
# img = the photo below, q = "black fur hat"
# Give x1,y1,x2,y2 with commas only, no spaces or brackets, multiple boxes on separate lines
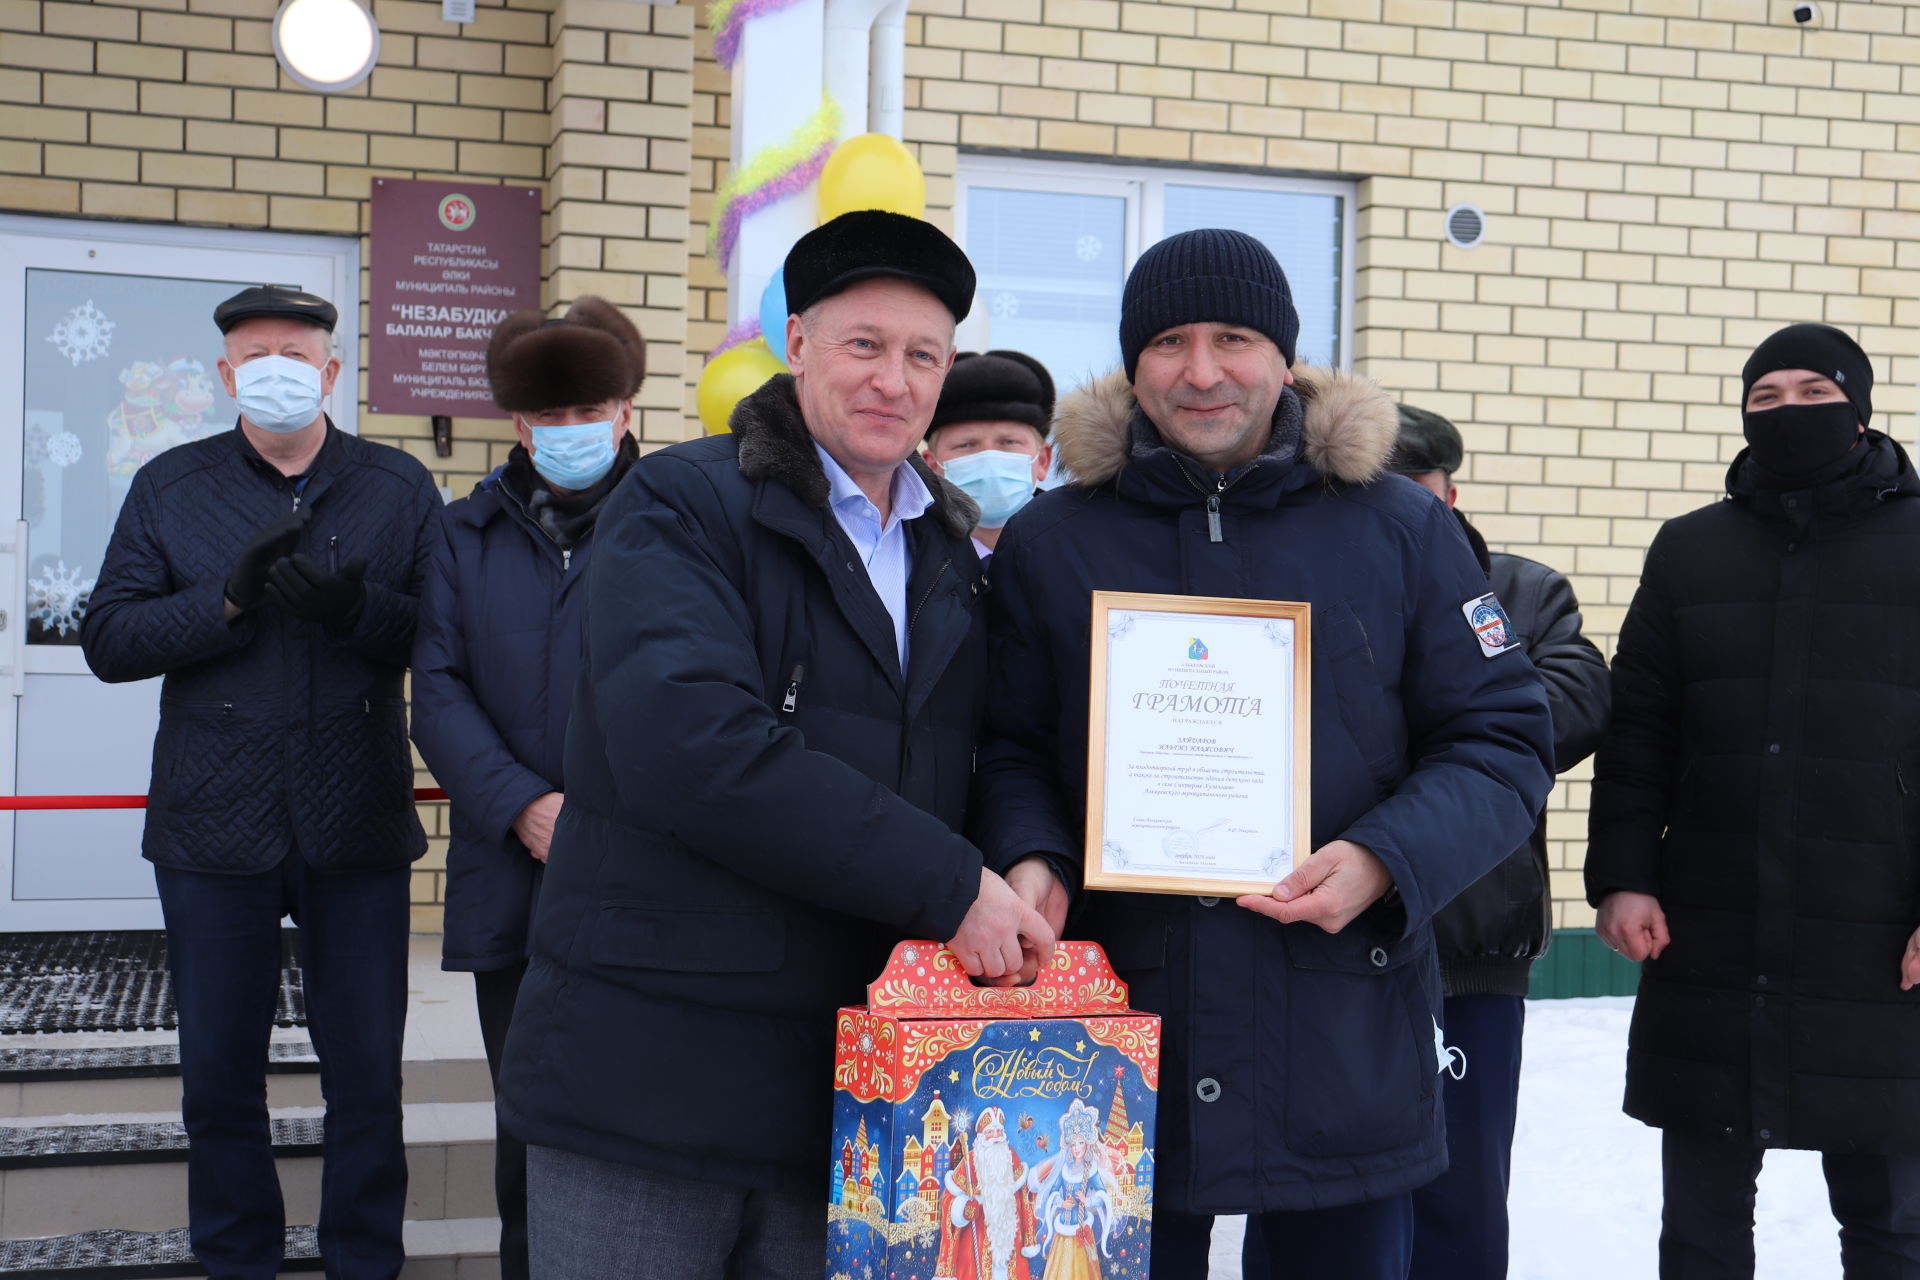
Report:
928,350,1055,437
783,210,975,322
487,296,646,413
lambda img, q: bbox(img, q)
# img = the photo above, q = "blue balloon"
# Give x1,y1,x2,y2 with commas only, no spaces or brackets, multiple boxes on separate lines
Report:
759,269,790,368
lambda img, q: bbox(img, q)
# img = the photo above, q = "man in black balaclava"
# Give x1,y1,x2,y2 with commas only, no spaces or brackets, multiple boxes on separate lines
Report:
1588,322,1920,1277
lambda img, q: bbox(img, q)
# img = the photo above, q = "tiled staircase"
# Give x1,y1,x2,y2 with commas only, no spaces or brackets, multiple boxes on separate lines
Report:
0,940,501,1279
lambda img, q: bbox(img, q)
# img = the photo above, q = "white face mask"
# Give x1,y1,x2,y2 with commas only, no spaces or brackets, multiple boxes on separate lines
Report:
234,355,325,434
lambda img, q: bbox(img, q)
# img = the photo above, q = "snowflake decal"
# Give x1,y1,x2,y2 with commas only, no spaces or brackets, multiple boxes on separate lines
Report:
46,300,114,367
45,431,82,468
27,561,94,637
1075,234,1104,262
992,291,1021,320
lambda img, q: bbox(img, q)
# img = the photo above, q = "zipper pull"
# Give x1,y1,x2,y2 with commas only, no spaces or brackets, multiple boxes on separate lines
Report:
781,663,806,713
1206,494,1223,543
328,534,339,573
563,548,572,572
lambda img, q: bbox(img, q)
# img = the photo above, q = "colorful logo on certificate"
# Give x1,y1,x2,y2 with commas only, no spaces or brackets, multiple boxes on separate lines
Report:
1187,638,1209,660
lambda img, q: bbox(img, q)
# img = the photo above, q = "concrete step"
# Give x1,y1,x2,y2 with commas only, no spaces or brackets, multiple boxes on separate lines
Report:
0,1035,493,1119
0,1216,501,1278
0,1102,496,1238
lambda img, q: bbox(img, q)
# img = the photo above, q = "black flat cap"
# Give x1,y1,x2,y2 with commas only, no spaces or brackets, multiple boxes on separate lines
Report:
783,210,974,322
1389,404,1464,475
214,284,338,335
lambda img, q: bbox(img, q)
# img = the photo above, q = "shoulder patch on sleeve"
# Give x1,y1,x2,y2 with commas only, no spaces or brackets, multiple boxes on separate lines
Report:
1462,592,1521,658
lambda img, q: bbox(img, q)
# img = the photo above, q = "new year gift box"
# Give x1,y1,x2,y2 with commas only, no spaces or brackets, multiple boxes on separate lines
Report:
828,941,1160,1280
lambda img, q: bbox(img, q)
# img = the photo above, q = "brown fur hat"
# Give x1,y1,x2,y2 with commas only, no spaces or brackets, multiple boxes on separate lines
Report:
486,296,646,413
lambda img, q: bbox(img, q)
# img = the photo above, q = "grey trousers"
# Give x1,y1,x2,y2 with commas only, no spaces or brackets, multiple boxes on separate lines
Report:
526,1144,823,1280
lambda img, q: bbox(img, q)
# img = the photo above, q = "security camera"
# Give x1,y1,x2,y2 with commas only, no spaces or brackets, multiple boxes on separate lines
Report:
1792,1,1818,23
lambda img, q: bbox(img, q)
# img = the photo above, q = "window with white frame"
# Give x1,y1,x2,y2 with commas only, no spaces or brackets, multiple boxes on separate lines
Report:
954,156,1356,398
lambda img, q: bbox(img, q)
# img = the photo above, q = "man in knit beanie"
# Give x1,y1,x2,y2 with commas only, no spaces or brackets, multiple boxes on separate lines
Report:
920,349,1055,557
1588,322,1920,1276
971,228,1553,1279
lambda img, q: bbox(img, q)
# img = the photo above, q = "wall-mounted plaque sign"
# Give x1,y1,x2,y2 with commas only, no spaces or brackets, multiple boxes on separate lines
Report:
367,178,541,419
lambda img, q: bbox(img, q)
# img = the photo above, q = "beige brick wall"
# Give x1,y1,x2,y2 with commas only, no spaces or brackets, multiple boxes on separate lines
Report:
688,0,1920,929
0,0,694,931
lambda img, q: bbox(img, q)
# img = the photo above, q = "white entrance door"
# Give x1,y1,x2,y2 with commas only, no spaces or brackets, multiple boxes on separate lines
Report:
0,214,359,931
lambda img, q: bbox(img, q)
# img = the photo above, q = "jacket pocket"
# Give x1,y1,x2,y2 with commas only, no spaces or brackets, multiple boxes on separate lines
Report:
1282,923,1437,1157
589,905,787,973
153,700,236,813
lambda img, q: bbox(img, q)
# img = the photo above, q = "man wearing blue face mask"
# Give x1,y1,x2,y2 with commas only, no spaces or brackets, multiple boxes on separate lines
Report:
921,349,1055,560
410,295,646,1280
82,284,442,1280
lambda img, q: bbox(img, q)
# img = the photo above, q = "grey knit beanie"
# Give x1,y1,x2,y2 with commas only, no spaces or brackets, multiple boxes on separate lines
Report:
1119,228,1300,380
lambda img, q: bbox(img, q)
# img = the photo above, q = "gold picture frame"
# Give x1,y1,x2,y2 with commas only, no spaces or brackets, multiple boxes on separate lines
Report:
1084,591,1312,897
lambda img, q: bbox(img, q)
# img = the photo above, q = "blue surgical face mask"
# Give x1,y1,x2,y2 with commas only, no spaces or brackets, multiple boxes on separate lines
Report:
528,420,617,490
941,449,1038,529
233,354,325,434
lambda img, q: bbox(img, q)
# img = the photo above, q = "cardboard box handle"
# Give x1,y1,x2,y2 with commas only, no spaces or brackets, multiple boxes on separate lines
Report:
865,940,1133,1018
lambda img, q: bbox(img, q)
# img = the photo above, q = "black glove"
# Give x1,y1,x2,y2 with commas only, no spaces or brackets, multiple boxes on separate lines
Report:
264,553,368,631
226,508,311,612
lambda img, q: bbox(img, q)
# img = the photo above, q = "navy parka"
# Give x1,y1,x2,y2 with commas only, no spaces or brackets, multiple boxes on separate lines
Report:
497,376,990,1194
81,422,438,874
411,450,629,973
974,369,1554,1214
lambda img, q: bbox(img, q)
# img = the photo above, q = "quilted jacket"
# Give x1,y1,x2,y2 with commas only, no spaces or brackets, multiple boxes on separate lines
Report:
82,422,440,874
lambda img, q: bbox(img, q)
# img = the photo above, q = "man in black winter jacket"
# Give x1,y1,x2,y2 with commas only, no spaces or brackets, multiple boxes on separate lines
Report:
496,213,1055,1280
411,296,647,1280
1388,405,1609,1279
82,285,441,1280
1589,323,1920,1277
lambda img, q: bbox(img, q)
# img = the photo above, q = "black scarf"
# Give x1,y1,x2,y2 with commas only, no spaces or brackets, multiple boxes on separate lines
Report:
500,433,640,549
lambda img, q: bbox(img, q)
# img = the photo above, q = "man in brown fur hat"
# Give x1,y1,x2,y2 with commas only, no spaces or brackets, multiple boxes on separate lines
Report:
411,295,646,1280
971,229,1553,1279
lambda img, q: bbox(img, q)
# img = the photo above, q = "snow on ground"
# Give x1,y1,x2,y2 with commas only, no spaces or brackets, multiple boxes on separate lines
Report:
1205,997,1842,1278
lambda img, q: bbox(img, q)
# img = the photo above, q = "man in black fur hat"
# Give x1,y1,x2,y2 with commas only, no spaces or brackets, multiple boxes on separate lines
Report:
920,349,1055,557
411,294,647,1280
496,212,1056,1279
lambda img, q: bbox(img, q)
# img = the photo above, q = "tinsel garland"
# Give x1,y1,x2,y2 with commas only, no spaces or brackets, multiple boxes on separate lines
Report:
707,95,841,270
708,0,808,70
708,318,763,357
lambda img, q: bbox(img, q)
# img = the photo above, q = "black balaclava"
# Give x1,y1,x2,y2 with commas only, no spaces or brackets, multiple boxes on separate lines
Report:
1739,323,1873,480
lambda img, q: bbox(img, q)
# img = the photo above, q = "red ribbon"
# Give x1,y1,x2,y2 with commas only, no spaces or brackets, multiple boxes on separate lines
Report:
0,789,449,810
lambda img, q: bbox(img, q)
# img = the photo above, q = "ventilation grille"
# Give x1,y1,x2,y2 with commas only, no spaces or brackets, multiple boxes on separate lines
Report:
1446,204,1487,249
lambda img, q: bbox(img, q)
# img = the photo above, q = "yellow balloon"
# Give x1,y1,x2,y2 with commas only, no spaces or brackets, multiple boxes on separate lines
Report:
817,132,926,224
697,341,785,435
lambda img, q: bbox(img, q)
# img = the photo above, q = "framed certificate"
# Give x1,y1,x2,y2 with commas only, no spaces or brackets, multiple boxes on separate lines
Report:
1084,591,1311,897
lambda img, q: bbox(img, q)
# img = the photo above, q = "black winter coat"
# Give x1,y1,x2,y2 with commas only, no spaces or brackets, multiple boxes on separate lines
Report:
411,451,629,973
497,377,990,1195
81,423,438,873
1587,432,1920,1153
1436,518,1610,996
974,370,1554,1214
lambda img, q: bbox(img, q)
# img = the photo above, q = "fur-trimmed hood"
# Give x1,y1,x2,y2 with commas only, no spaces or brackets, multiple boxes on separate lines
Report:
1053,365,1400,488
728,373,980,540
